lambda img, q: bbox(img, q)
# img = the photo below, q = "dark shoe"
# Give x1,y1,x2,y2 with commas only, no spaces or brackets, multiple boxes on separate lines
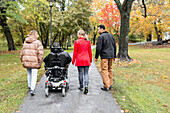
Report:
78,87,83,91
109,85,112,90
30,90,36,96
101,86,109,91
84,87,88,94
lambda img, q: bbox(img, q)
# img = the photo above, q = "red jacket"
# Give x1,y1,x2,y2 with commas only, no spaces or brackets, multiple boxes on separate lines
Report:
72,37,92,66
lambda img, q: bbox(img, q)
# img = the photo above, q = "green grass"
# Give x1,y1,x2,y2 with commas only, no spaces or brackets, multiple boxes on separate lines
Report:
0,46,8,51
0,46,73,113
93,46,170,113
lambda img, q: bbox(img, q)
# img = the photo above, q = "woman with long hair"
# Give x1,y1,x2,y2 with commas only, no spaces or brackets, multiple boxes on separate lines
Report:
72,30,92,94
20,30,44,96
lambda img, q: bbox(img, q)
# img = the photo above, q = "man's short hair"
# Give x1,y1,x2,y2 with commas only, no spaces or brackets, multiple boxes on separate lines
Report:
53,42,60,47
98,24,105,30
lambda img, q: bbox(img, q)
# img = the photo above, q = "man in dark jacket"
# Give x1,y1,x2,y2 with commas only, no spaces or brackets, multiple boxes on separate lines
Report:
44,42,71,68
95,24,116,91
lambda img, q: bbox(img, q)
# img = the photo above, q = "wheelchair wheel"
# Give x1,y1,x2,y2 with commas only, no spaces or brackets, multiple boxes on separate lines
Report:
62,87,65,97
45,87,49,97
66,82,69,92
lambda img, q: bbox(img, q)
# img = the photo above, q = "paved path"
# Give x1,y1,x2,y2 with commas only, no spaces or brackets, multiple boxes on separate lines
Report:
17,47,121,113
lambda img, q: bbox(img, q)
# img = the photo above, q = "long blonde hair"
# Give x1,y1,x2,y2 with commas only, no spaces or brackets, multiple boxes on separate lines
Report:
77,30,89,41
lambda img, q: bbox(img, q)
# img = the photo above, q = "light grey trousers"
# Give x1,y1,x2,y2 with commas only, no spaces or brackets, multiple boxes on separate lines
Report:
26,68,38,91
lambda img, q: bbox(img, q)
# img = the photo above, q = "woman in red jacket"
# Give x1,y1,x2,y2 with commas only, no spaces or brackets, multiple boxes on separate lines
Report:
72,30,92,94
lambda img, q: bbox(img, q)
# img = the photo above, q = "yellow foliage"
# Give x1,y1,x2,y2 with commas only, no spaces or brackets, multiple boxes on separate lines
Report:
130,0,170,40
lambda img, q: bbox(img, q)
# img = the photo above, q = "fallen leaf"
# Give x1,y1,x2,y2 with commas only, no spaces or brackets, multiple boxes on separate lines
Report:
153,72,159,75
163,104,168,107
162,76,167,79
125,109,129,112
156,99,161,103
155,59,165,63
121,110,124,113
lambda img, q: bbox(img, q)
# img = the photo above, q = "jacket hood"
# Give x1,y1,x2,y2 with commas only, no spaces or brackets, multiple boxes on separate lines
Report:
25,35,37,43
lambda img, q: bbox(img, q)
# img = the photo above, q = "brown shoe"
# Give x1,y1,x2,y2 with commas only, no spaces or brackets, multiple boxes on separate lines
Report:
109,85,112,90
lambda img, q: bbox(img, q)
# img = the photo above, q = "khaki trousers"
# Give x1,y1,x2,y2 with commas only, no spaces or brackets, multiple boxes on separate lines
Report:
101,58,114,88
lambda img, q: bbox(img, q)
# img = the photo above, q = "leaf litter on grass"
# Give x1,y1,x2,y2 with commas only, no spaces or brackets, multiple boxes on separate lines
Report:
93,46,170,113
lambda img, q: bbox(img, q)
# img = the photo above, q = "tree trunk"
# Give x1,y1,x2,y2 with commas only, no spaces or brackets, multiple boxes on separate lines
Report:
39,22,45,48
114,0,134,61
114,29,120,45
61,0,66,11
19,26,25,43
68,33,72,47
93,34,96,45
46,30,49,47
59,32,61,47
52,33,58,43
0,8,16,51
147,33,152,42
39,22,49,48
116,34,120,45
117,11,132,61
154,22,161,41
93,26,96,45
43,24,49,48
61,35,65,49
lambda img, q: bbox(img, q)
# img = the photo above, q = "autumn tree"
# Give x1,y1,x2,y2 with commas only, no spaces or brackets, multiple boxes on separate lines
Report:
112,0,136,61
89,0,104,45
114,0,148,61
91,0,140,61
0,0,26,51
90,0,106,45
20,0,51,48
52,0,91,48
130,0,170,42
98,2,120,43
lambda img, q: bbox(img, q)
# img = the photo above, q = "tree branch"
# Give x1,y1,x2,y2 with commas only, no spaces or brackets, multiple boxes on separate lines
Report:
122,0,135,12
142,0,147,18
122,0,128,10
114,0,122,13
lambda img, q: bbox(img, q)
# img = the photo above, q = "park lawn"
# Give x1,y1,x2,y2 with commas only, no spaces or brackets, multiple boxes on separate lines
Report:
93,46,170,113
0,46,73,113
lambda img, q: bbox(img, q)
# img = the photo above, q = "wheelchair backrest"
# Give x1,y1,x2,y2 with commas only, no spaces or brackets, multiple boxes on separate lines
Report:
46,52,68,68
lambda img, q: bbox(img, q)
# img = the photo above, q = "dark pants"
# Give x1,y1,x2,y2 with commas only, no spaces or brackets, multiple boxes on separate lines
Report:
77,66,89,88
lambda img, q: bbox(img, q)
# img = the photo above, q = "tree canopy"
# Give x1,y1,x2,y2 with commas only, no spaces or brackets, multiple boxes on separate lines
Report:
130,0,170,41
0,0,169,52
0,0,91,50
